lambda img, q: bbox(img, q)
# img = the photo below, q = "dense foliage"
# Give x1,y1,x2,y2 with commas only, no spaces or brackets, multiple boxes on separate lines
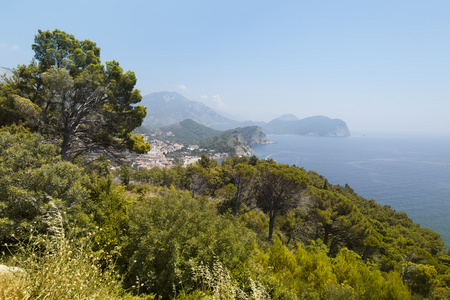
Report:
2,127,450,299
120,188,255,298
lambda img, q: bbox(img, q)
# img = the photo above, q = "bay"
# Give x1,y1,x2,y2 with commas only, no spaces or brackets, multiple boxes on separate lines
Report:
252,133,450,247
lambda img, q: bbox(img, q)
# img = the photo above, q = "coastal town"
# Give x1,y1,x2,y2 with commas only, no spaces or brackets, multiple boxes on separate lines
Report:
122,135,230,169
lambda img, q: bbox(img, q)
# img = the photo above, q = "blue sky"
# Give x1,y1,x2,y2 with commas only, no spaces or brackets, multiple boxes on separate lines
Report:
2,1,450,133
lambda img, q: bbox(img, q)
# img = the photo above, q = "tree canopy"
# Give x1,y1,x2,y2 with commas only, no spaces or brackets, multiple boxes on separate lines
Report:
255,163,310,240
3,29,149,161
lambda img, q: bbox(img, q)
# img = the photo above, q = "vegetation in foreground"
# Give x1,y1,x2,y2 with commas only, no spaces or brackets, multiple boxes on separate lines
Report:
1,29,449,299
1,128,450,299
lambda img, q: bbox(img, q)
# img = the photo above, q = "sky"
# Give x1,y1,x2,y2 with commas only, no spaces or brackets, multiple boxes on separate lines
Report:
2,0,450,134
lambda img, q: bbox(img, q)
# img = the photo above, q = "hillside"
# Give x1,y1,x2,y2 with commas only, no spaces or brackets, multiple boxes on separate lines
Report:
230,125,272,146
199,131,252,156
2,129,449,299
140,119,222,144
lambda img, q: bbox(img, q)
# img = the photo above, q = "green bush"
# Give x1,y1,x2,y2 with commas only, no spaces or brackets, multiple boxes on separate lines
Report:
120,187,255,298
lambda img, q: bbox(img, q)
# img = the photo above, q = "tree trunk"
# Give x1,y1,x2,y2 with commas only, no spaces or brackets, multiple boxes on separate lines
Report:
323,224,330,249
60,131,71,161
268,210,276,241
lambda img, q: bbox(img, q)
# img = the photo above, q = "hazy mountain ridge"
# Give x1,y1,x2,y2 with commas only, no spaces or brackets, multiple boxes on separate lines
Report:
141,92,351,136
140,92,238,129
265,115,351,137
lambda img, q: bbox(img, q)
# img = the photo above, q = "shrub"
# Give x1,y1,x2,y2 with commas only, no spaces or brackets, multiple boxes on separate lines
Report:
120,187,255,298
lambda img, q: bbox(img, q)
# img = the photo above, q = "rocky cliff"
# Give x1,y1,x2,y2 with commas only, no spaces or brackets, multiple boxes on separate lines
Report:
230,133,253,157
225,126,272,156
231,126,272,146
198,125,271,157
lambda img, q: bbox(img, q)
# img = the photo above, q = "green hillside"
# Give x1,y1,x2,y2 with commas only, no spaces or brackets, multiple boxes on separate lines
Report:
199,130,246,155
145,118,222,144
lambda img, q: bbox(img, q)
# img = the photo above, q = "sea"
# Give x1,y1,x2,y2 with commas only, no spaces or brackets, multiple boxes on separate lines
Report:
251,132,450,248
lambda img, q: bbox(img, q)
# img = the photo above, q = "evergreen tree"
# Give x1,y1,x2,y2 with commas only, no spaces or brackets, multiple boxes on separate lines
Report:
255,163,309,240
6,29,149,161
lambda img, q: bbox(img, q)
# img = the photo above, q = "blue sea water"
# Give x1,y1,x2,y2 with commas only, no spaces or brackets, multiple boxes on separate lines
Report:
251,133,450,247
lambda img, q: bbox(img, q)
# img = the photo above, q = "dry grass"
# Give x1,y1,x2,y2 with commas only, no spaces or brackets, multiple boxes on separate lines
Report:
0,238,124,300
191,260,271,300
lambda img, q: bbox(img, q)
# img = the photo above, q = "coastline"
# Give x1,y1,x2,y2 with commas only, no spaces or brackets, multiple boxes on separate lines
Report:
252,133,450,247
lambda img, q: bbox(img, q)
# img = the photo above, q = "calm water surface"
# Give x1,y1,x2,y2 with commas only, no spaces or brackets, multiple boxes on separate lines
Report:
252,133,450,247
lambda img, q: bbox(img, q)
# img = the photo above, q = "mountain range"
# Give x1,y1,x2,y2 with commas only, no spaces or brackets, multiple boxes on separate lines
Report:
0,69,350,137
264,114,350,137
140,91,350,137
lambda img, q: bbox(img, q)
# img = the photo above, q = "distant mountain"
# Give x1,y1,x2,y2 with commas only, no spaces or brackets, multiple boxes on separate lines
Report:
274,114,300,122
0,67,13,83
215,115,350,137
264,115,350,137
140,91,350,136
140,92,238,129
212,120,267,131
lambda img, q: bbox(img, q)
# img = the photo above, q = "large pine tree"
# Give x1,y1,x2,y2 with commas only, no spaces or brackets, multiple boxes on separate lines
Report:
4,29,149,161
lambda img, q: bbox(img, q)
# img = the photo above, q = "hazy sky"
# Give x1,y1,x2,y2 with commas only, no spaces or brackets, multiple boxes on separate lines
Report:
2,1,450,133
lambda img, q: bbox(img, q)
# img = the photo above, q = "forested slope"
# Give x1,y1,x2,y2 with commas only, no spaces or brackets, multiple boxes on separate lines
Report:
1,128,449,299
